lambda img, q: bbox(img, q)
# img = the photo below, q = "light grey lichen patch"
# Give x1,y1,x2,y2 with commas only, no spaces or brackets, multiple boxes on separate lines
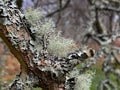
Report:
28,40,36,52
10,77,25,90
32,51,40,64
25,73,40,88
6,30,20,48
20,40,28,50
0,0,24,28
9,72,40,90
16,81,25,90
0,0,31,50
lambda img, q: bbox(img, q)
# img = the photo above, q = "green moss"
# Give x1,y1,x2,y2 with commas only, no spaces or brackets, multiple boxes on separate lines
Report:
90,66,120,90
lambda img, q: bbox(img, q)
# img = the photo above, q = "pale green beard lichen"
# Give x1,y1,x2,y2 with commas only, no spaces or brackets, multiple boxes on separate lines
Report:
24,8,78,57
25,8,54,35
66,68,95,90
74,72,94,90
48,32,77,57
24,8,42,25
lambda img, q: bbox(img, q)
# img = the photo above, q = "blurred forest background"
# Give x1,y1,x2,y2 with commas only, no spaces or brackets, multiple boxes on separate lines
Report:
0,0,120,90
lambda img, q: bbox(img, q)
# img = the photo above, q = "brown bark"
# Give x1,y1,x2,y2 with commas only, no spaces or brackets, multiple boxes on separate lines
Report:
0,25,28,72
48,83,59,90
0,25,64,90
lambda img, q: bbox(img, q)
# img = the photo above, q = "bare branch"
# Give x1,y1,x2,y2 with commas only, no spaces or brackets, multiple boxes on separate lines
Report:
46,0,71,17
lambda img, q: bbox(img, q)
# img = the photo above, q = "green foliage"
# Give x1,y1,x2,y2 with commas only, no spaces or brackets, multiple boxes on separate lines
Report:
90,66,105,90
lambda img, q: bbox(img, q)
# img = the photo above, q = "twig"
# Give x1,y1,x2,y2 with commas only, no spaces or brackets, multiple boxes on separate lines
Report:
46,0,71,17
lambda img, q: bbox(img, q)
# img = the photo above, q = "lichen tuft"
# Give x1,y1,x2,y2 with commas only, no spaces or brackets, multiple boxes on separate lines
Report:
74,71,94,90
25,8,78,57
48,32,78,57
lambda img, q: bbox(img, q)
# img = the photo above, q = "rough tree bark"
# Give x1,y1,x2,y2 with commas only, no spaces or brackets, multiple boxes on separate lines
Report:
0,0,95,90
0,1,63,90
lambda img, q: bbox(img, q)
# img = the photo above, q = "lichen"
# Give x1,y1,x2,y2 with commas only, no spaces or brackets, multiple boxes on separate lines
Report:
74,72,94,90
24,8,43,25
24,9,78,57
65,68,95,90
48,32,78,57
